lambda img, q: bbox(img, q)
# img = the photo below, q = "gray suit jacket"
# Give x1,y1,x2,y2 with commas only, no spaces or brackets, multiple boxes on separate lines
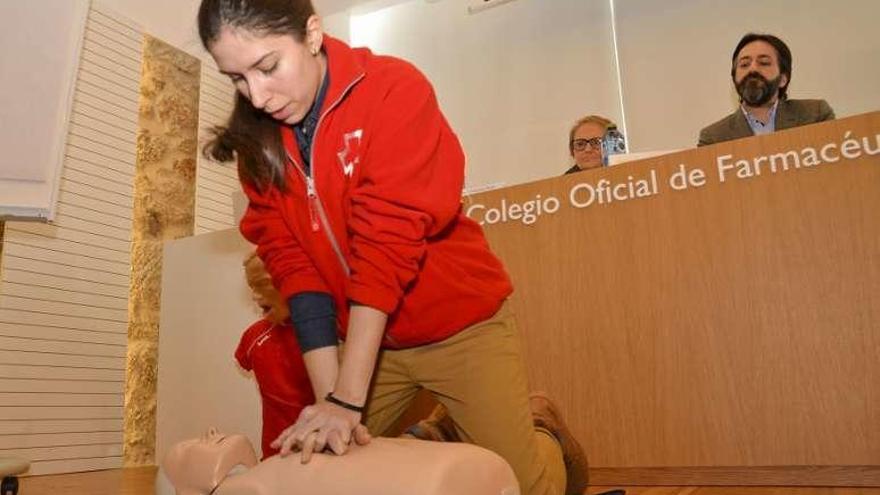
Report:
697,99,835,146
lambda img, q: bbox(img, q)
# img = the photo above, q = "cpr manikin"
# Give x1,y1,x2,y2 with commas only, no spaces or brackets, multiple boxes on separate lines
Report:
162,428,519,495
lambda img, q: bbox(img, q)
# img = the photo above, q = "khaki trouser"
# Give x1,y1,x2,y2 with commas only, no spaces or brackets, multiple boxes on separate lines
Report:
362,302,566,495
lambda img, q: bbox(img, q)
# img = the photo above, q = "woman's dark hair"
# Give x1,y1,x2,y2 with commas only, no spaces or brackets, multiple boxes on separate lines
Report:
198,0,316,190
730,33,792,101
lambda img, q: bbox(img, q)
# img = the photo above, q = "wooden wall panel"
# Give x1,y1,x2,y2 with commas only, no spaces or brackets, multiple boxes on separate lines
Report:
469,112,880,482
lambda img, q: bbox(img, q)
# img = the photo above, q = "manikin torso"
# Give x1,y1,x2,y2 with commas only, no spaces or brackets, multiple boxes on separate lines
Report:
162,429,519,495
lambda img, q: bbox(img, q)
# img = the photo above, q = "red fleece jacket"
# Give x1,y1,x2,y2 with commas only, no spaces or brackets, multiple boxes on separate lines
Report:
240,36,512,348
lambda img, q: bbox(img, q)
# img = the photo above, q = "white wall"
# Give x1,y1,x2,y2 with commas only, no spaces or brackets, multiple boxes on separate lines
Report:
343,0,880,188
96,0,205,56
615,0,880,152
323,9,352,42
350,0,622,189
156,230,263,463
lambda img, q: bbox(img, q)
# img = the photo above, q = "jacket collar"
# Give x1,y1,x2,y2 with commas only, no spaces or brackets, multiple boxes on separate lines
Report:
318,35,367,116
774,99,798,131
730,108,755,139
279,36,366,172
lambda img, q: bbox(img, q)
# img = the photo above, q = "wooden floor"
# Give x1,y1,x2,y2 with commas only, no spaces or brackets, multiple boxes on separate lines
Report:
18,467,157,495
15,467,880,495
587,489,880,495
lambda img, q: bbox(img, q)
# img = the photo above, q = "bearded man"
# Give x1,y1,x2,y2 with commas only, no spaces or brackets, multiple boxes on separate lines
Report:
698,33,834,146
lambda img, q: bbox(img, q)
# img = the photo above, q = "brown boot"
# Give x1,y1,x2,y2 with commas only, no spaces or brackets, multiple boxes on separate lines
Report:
530,393,589,495
403,403,461,442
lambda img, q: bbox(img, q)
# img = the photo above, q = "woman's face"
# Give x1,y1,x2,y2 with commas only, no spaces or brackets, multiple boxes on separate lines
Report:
209,21,325,125
571,122,606,171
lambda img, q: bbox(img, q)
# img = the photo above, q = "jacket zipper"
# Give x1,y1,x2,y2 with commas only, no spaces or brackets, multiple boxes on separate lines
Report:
286,153,350,277
289,157,399,346
294,70,401,348
286,71,365,278
305,175,320,232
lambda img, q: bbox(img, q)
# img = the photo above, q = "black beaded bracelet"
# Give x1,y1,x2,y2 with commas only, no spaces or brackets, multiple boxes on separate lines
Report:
325,392,365,413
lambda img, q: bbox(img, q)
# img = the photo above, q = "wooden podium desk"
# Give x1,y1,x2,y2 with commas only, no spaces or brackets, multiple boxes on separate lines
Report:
465,111,880,486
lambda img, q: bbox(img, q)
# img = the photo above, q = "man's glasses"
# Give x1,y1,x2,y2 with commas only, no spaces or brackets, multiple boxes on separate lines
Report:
571,137,602,152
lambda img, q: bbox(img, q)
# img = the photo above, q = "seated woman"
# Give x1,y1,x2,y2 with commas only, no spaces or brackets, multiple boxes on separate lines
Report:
162,428,519,495
564,115,617,174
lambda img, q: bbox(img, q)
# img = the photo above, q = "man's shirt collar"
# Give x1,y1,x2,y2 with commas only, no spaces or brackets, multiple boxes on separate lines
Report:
741,99,779,136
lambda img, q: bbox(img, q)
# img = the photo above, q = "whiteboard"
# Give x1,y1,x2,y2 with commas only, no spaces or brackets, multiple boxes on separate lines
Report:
0,0,91,221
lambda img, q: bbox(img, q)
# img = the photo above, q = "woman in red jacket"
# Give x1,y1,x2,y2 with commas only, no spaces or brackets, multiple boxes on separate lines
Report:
197,1,585,493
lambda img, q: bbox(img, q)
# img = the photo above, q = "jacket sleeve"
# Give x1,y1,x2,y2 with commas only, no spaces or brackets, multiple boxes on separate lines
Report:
239,180,330,299
697,127,714,147
817,100,835,122
345,64,465,313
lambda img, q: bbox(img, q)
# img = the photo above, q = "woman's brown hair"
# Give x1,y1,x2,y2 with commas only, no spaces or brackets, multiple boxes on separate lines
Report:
198,0,316,191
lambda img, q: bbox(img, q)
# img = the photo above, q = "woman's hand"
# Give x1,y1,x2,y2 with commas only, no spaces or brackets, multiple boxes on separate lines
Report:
271,400,372,463
270,304,386,462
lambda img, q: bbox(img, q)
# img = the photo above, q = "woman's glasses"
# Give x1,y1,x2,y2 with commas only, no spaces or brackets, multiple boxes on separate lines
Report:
571,137,602,152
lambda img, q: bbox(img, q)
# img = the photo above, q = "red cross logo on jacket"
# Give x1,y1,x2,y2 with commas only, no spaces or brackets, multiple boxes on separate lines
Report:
337,129,363,178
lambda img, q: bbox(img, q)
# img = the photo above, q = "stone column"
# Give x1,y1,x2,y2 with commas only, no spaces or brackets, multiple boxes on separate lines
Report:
125,36,200,466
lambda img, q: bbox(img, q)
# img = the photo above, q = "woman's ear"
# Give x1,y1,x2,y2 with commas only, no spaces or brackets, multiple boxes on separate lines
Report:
305,14,324,55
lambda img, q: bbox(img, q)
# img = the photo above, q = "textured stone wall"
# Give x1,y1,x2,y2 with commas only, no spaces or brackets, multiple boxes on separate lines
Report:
125,35,199,466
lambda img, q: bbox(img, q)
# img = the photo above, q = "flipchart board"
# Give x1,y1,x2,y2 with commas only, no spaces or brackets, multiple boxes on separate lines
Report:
466,111,880,486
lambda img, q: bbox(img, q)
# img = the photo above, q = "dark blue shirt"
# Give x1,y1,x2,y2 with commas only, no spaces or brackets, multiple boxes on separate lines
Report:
293,68,330,175
287,61,336,352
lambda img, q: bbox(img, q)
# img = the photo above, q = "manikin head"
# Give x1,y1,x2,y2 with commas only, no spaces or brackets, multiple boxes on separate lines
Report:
162,428,258,495
243,251,289,324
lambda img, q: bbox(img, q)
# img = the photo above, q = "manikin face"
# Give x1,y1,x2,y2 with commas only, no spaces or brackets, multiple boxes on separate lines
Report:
244,254,289,324
571,121,606,171
162,428,257,495
733,40,788,107
209,18,326,125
